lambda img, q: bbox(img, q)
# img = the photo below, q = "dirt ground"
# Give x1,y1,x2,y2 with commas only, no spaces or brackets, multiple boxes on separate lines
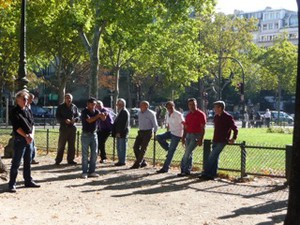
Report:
0,153,288,225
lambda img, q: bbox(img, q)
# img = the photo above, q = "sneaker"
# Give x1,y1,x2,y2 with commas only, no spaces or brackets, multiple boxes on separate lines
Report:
198,174,214,181
8,186,17,193
68,161,78,165
114,162,126,166
177,172,190,177
88,172,99,178
81,173,88,179
31,159,39,164
100,159,107,164
156,168,168,174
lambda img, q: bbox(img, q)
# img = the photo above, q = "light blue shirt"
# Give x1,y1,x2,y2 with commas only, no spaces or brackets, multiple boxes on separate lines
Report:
138,109,158,132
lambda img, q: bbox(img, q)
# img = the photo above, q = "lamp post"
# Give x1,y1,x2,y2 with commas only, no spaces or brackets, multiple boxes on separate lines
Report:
17,0,29,91
219,56,246,127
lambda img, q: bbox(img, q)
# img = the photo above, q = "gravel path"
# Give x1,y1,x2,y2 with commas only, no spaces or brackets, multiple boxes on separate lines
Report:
0,155,288,225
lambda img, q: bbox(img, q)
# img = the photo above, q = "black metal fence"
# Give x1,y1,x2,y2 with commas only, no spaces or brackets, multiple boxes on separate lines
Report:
0,128,290,180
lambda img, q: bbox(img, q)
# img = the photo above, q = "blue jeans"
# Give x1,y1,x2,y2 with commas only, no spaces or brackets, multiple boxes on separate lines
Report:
117,137,128,164
81,132,98,174
180,133,202,174
203,142,227,178
9,136,34,188
156,131,181,171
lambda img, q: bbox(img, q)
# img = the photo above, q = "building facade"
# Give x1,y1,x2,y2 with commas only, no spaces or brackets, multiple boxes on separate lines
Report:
236,7,298,47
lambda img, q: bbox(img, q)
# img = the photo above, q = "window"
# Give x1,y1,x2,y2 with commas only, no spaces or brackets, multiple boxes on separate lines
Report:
274,22,279,29
269,23,273,30
262,24,268,31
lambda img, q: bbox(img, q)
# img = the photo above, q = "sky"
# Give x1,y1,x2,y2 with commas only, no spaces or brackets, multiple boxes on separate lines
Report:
216,0,297,14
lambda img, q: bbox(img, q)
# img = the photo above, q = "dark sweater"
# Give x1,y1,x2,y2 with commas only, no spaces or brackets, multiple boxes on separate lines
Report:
112,108,130,138
213,111,238,143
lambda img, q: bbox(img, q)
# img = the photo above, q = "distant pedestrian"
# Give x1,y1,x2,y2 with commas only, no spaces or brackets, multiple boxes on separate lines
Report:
112,98,130,166
156,101,184,173
55,93,80,165
81,97,101,179
131,101,158,169
27,93,39,164
96,100,113,163
178,98,206,177
199,101,238,181
8,90,40,192
264,109,271,128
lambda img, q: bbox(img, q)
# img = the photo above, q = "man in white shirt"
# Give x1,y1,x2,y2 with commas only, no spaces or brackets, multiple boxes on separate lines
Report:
156,101,185,173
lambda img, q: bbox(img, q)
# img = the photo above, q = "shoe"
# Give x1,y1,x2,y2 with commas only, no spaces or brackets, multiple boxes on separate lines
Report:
8,186,16,193
130,164,140,169
25,181,41,188
141,162,147,168
31,159,39,164
88,172,100,178
114,162,126,166
177,172,190,177
100,159,107,164
68,161,77,165
156,168,167,174
81,173,88,179
198,174,214,181
55,161,60,166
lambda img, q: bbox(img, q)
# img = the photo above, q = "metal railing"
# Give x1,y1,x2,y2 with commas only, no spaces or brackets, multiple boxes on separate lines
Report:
0,128,291,181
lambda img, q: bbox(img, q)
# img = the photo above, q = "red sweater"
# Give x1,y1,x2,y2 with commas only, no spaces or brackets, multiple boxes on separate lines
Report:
185,109,206,133
213,111,238,143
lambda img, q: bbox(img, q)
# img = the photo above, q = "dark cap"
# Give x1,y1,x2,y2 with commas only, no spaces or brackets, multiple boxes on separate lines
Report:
213,100,225,109
87,97,97,104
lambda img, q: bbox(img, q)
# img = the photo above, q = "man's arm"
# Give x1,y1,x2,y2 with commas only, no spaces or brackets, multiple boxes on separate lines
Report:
229,116,238,144
85,112,101,124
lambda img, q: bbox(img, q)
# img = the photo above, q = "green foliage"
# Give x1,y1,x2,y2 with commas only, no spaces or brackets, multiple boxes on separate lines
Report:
255,36,297,94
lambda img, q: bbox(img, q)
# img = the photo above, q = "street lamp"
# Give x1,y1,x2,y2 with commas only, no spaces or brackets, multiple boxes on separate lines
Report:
17,0,28,91
219,56,246,127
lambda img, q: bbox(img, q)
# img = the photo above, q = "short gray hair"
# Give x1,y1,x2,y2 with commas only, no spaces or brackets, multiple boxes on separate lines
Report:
65,93,73,100
140,100,149,108
117,98,126,107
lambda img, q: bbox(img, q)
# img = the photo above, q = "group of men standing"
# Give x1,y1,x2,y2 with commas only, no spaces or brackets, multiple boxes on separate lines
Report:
7,90,238,192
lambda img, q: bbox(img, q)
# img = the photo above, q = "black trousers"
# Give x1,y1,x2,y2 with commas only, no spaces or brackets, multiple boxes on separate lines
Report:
97,130,111,160
55,126,77,164
133,130,152,165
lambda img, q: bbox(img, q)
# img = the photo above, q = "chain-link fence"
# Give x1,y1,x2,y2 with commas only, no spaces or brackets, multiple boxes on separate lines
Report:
0,128,289,179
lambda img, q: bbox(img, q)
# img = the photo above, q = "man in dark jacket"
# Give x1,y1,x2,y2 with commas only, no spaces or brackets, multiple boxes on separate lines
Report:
55,93,80,165
113,98,130,166
9,90,40,192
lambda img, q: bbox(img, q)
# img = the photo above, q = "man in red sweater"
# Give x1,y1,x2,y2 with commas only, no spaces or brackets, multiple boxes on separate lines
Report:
199,100,238,180
178,98,206,177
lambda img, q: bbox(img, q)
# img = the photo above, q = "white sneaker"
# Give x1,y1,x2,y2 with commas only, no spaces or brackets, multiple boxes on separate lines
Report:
88,172,99,178
81,173,88,179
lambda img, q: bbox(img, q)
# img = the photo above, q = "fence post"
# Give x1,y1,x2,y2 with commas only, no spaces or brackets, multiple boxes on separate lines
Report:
153,133,156,167
203,139,211,171
240,141,247,178
286,144,293,185
46,129,49,155
113,137,116,161
76,130,80,157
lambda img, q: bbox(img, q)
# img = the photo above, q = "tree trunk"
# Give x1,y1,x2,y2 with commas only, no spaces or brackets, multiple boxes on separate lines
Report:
284,1,300,223
79,11,107,98
58,77,67,104
127,71,133,109
277,84,281,125
113,66,120,112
